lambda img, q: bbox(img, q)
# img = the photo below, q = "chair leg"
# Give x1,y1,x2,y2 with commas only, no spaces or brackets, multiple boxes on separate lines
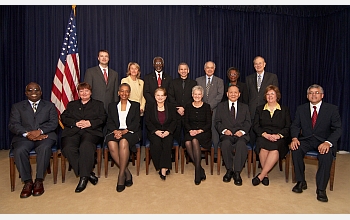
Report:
61,153,66,183
136,147,141,176
181,147,185,174
145,147,150,175
10,157,15,192
247,149,252,178
174,146,179,173
217,148,221,175
291,152,296,183
252,149,257,177
96,148,102,178
330,159,335,191
205,152,209,165
210,148,214,175
285,153,290,183
53,151,58,184
279,158,283,171
104,147,109,178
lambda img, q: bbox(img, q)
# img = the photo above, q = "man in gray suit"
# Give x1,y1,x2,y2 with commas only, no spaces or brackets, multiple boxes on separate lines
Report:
196,61,224,154
9,82,58,198
246,56,278,144
84,49,119,113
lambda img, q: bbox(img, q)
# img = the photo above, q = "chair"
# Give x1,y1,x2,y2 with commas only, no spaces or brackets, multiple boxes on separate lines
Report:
291,150,336,191
216,142,256,177
145,139,179,175
61,143,102,183
180,143,215,175
103,142,141,178
278,150,290,182
9,145,58,192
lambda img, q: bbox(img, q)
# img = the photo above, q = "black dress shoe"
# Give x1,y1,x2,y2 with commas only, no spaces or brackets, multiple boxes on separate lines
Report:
252,173,261,186
75,177,89,193
201,167,206,181
223,170,233,183
232,171,242,186
292,181,307,193
125,174,133,187
159,170,166,180
316,189,328,202
262,177,269,186
88,172,98,185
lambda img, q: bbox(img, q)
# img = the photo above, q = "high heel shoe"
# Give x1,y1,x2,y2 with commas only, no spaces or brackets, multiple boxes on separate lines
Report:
200,167,206,181
116,177,126,192
125,174,133,187
159,170,166,181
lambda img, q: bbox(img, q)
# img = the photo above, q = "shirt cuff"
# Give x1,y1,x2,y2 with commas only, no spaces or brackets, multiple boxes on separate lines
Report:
325,141,333,147
222,129,227,134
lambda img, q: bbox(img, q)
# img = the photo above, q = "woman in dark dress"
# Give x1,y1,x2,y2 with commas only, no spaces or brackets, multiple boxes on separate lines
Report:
252,85,291,186
184,85,212,185
105,83,142,192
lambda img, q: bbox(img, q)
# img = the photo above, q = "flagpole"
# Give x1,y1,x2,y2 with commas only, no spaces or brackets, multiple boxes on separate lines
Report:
72,5,76,16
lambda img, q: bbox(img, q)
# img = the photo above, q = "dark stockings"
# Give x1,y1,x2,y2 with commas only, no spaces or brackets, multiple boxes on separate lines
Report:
185,139,202,182
108,139,131,186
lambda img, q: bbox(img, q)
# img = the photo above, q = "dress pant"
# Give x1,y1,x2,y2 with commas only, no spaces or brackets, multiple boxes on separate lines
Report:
149,133,173,171
220,136,248,172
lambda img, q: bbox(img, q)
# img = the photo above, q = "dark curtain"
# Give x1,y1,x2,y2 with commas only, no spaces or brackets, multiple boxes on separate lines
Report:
1,5,349,151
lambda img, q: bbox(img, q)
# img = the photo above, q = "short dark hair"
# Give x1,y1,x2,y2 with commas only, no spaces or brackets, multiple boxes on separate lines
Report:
77,82,92,91
119,82,131,92
226,67,240,78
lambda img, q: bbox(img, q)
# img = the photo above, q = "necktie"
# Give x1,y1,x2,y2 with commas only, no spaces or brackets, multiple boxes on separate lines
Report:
312,106,318,128
32,103,37,113
257,74,262,92
157,73,162,87
206,77,211,96
231,102,236,123
182,80,185,89
103,69,108,84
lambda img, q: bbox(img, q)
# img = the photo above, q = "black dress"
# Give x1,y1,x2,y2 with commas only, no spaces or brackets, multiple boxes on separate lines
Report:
184,102,212,150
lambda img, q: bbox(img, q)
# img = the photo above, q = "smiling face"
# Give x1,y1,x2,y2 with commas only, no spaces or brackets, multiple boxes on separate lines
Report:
78,88,92,102
307,87,324,105
253,57,266,74
227,85,240,102
192,88,203,102
204,61,215,77
153,58,164,73
98,51,109,66
118,84,131,100
265,89,277,104
155,89,167,104
178,64,189,79
129,64,139,77
25,82,42,103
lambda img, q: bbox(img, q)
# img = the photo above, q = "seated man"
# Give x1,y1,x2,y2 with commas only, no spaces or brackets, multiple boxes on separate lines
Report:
8,82,58,198
290,84,342,202
215,85,251,186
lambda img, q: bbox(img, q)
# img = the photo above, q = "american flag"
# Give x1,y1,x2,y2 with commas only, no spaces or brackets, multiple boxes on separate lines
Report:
51,6,80,127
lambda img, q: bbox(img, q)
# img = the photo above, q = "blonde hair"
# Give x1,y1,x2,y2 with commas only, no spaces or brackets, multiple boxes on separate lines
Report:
126,62,141,78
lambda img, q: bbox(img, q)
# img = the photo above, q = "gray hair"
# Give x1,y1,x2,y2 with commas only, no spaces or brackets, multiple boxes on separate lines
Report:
307,84,324,94
192,85,204,95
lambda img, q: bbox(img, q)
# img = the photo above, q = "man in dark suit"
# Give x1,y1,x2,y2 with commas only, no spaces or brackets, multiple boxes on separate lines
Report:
168,62,197,145
84,49,119,113
196,61,224,154
215,85,251,186
8,82,58,198
290,84,342,202
246,56,278,145
143,56,173,110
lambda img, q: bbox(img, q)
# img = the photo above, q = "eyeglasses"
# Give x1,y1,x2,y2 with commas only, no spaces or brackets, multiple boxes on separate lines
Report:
154,62,162,65
229,73,238,77
308,91,323,95
26,88,40,92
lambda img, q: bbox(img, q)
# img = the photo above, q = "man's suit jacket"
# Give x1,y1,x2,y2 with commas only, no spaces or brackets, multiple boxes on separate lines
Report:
106,100,142,139
60,98,107,138
196,75,224,111
168,77,197,109
290,102,342,151
84,66,119,112
215,101,251,142
222,81,249,104
143,71,173,109
8,99,58,144
245,72,278,119
145,102,177,135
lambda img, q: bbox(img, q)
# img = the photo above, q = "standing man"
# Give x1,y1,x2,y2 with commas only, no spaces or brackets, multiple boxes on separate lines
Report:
84,49,119,113
246,56,278,145
168,62,197,145
290,84,341,202
196,61,224,154
8,82,58,198
215,85,251,186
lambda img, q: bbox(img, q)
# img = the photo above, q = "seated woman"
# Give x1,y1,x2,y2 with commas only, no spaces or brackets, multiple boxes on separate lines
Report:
184,85,212,185
145,87,177,180
61,82,107,193
105,83,142,192
252,85,291,186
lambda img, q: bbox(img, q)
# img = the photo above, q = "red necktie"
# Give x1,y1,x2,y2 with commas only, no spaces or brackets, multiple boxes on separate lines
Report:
312,106,317,128
103,69,108,84
157,73,162,87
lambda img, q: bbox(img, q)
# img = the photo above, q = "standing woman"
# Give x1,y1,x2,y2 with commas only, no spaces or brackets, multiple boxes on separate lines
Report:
184,85,212,185
145,87,177,180
105,83,142,192
61,82,107,193
121,62,146,116
252,85,291,186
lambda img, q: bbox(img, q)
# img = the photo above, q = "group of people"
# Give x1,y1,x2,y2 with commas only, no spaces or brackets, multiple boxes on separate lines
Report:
9,51,341,203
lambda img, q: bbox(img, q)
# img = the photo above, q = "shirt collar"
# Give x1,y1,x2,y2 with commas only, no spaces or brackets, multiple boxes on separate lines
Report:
263,102,281,111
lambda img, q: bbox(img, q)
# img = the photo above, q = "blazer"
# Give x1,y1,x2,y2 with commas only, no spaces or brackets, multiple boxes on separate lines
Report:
215,101,251,142
168,77,197,108
196,75,224,111
9,99,58,144
84,65,119,112
106,100,142,138
60,98,107,138
143,71,173,108
121,76,146,111
145,102,177,135
222,81,249,105
290,102,342,151
245,72,278,119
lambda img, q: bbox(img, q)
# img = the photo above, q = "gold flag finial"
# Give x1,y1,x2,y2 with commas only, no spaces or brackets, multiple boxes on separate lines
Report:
72,5,76,16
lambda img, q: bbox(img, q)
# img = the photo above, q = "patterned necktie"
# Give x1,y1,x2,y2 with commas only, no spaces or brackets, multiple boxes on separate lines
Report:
231,102,236,123
257,74,262,92
103,69,108,84
158,73,162,87
32,103,37,113
206,77,211,97
312,106,318,128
